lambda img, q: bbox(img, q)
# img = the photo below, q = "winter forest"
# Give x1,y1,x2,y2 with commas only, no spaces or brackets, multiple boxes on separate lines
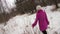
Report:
0,0,60,34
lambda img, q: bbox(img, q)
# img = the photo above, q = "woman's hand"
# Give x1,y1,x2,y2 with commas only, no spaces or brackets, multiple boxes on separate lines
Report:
32,24,34,28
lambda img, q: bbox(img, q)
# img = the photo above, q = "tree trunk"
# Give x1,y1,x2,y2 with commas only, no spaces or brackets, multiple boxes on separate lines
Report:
54,0,59,8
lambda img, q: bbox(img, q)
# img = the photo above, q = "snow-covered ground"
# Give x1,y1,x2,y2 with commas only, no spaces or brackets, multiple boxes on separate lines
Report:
0,23,4,34
0,6,60,34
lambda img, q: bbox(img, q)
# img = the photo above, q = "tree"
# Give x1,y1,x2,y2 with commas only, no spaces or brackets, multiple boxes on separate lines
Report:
16,0,35,14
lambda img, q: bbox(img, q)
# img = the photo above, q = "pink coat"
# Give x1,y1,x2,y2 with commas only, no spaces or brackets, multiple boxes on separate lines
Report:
32,9,49,31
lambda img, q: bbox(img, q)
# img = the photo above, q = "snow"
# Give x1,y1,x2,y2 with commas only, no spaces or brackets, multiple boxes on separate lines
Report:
3,14,35,34
46,11,60,34
0,0,16,13
0,6,60,34
0,23,5,34
5,0,16,9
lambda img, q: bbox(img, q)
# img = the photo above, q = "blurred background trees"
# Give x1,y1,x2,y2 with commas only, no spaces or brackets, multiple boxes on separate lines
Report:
0,0,60,23
16,0,35,14
16,0,60,14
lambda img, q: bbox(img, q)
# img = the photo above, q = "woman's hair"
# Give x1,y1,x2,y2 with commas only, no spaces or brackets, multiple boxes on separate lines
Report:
36,5,41,10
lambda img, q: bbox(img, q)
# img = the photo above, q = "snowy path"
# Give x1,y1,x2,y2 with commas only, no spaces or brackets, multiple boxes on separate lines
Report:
46,11,60,34
3,11,60,34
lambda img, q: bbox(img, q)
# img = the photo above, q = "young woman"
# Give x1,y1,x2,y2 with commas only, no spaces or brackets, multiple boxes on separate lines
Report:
32,5,49,34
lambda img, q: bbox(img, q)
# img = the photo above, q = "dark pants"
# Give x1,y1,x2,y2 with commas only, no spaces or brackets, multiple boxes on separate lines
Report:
42,30,47,34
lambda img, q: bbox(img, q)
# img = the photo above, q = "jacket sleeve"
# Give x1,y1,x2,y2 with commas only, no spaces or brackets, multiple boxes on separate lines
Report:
45,12,49,25
32,13,38,28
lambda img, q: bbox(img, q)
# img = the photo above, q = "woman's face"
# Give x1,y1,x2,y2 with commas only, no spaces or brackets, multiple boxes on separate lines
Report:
36,5,41,11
